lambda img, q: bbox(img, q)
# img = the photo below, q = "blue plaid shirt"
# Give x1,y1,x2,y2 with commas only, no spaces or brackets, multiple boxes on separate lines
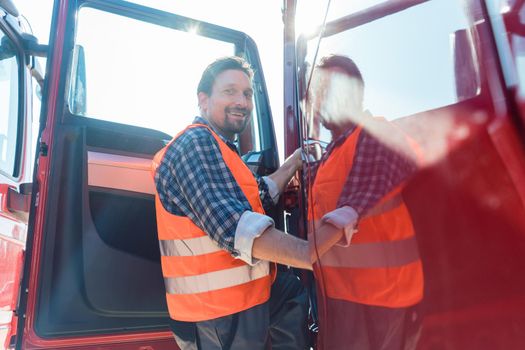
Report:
154,117,274,255
308,122,417,216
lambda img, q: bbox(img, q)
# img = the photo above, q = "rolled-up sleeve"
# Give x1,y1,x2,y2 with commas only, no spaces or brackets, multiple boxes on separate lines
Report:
321,206,359,247
234,211,275,265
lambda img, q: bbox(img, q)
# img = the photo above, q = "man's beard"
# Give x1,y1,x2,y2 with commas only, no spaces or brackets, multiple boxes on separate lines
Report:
224,107,251,134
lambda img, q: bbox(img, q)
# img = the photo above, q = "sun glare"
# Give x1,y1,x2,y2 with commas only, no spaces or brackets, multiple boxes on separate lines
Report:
186,24,199,36
294,0,328,38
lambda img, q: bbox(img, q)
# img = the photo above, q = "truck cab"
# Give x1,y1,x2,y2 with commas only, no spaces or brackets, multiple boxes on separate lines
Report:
1,0,525,349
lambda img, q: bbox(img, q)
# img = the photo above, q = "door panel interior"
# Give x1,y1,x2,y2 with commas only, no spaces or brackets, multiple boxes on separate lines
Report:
34,117,170,337
87,151,155,194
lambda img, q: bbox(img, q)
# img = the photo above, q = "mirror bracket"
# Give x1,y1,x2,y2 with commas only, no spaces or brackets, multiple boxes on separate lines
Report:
21,33,47,57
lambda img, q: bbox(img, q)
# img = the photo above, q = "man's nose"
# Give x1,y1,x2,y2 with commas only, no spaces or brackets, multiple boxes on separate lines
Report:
234,92,248,107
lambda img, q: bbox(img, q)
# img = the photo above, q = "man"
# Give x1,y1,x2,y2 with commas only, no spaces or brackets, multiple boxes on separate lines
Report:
307,55,423,350
152,56,343,350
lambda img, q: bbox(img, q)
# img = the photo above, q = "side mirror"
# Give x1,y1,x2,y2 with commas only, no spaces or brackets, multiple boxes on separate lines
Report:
68,44,87,116
0,0,19,17
0,183,32,222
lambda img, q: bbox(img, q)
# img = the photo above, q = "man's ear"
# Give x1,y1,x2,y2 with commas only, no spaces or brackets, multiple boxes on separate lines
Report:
198,92,209,115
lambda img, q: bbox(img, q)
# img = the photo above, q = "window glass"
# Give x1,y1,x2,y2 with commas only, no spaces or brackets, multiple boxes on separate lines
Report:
0,31,20,176
72,7,262,148
302,0,477,145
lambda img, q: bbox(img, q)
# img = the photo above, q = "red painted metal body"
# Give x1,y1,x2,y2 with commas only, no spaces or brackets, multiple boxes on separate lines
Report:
0,234,23,350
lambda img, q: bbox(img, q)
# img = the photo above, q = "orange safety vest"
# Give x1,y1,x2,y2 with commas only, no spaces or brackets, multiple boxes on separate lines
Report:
310,126,423,308
151,124,274,321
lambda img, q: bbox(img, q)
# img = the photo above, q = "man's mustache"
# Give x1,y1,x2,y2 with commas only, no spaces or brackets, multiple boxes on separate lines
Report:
225,107,250,116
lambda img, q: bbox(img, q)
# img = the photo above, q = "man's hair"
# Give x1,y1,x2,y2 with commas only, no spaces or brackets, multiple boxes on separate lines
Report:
197,56,254,95
316,55,364,86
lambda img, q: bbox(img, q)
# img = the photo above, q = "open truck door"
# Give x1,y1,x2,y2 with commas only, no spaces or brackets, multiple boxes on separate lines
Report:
0,1,41,348
285,0,525,349
13,1,280,349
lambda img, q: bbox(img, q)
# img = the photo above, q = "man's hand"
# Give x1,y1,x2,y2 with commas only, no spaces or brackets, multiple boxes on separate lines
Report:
268,148,304,194
285,148,304,172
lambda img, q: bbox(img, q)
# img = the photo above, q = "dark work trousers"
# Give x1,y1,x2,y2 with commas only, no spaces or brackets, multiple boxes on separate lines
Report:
319,298,422,350
169,269,309,350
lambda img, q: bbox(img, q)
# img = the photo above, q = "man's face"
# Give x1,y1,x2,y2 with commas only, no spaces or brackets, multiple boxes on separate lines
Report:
198,69,254,140
310,69,332,127
310,68,364,131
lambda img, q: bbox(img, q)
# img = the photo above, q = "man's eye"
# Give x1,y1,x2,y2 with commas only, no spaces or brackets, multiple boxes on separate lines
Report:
245,91,253,98
224,89,235,95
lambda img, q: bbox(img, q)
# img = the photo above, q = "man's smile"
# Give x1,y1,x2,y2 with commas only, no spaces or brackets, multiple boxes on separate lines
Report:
226,108,249,121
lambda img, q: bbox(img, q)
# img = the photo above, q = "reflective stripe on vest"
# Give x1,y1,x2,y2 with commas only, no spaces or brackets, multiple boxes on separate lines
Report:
152,124,274,321
311,125,423,308
159,235,222,257
164,261,270,294
310,235,419,268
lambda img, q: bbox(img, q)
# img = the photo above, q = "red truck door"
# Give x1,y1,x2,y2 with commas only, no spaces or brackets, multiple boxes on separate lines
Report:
0,2,36,348
285,0,525,349
14,1,279,349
